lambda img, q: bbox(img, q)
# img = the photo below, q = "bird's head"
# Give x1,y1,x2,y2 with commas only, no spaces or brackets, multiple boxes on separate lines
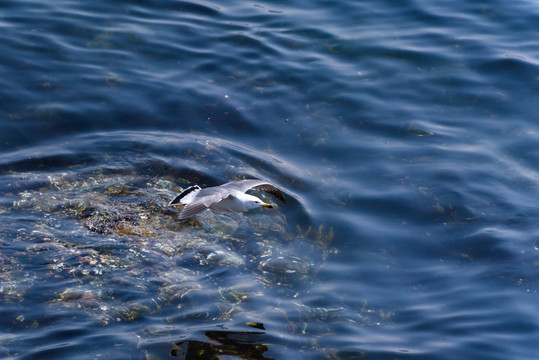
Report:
251,198,273,210
242,194,273,211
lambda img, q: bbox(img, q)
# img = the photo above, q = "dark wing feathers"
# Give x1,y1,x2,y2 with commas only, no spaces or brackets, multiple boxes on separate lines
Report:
251,184,286,204
224,179,286,204
168,185,201,205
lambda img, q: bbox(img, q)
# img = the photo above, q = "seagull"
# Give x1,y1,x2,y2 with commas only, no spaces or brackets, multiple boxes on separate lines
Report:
168,179,286,220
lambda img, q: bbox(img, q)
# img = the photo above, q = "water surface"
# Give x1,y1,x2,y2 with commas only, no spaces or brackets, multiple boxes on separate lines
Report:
1,0,538,359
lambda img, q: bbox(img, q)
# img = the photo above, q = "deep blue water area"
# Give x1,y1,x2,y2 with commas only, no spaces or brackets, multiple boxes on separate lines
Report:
1,0,538,359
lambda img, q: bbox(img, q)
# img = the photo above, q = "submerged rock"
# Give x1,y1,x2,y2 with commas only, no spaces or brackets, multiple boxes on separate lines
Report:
0,167,364,360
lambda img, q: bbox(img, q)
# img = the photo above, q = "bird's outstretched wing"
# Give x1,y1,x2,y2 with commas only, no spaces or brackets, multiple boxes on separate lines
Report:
178,201,209,220
178,186,232,220
224,180,286,204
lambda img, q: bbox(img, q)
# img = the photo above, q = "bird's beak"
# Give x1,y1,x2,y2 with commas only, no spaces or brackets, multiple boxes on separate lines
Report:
262,203,273,209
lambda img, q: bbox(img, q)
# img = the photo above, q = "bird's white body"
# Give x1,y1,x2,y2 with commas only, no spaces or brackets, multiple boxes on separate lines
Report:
209,192,264,213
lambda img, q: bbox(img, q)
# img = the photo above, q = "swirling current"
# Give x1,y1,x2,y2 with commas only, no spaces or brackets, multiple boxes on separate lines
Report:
0,0,538,359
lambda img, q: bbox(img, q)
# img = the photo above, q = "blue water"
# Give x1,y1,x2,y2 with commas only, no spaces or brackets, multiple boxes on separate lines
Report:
1,0,538,359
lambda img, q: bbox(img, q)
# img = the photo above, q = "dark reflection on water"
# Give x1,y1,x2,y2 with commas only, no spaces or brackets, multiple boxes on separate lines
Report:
170,323,270,360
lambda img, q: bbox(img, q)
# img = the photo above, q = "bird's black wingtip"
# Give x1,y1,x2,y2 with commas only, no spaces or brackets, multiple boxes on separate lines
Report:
168,185,201,206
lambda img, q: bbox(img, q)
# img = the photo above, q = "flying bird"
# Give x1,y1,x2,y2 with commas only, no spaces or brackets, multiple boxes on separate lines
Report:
168,179,286,220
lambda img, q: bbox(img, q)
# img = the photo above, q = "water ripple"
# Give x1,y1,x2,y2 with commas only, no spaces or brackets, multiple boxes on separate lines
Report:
1,0,539,359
